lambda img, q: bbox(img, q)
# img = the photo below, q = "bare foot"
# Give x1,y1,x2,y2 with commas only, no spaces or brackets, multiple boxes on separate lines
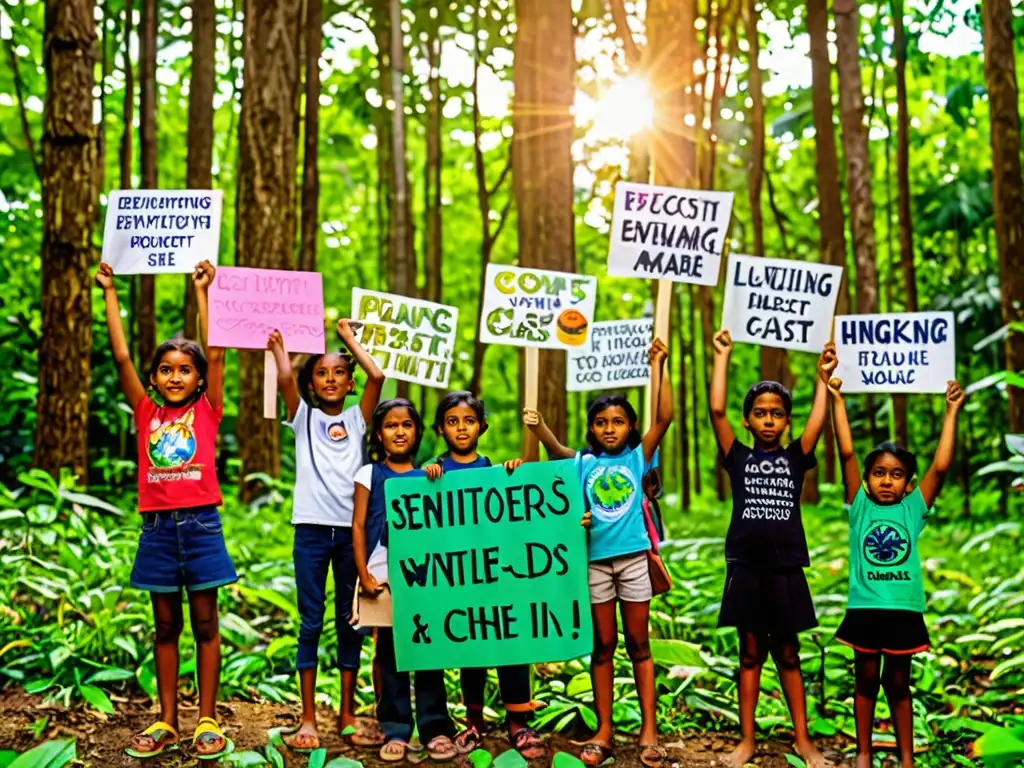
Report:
794,738,834,768
720,739,755,767
285,721,320,750
854,753,872,768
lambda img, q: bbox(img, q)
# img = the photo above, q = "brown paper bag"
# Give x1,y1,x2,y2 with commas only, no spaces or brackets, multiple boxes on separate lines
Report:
351,581,393,628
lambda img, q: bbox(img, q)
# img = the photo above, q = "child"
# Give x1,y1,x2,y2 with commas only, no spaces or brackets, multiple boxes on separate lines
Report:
267,319,385,751
97,261,234,759
352,399,458,762
524,339,673,768
829,367,964,768
709,329,834,768
423,392,543,759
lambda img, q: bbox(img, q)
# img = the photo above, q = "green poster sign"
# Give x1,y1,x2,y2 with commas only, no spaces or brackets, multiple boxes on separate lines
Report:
385,461,593,672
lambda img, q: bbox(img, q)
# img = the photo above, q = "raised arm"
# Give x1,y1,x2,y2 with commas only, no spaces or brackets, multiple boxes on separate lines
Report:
194,260,225,410
828,377,861,505
801,343,838,455
96,264,146,409
523,408,576,459
709,329,735,456
267,330,301,421
918,381,965,508
352,482,383,595
642,337,674,464
338,318,385,425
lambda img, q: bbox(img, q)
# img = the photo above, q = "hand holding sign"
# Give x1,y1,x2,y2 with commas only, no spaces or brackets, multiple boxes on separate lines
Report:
945,380,966,412
713,328,733,357
193,259,215,290
95,262,115,291
818,342,838,383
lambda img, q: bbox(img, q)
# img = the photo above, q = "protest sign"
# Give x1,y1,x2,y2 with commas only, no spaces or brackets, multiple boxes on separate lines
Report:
102,190,223,274
479,264,598,350
720,254,843,353
834,312,955,393
607,182,734,286
386,462,592,672
568,319,652,392
351,289,458,388
208,266,325,354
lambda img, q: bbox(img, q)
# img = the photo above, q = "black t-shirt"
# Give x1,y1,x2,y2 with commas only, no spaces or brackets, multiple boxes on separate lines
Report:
722,440,816,568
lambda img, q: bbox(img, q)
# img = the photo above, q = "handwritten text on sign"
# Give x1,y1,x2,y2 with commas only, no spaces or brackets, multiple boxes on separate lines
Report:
208,267,325,354
386,463,592,671
834,312,955,393
479,264,598,350
352,289,459,388
568,319,653,392
101,190,223,274
607,182,734,285
720,254,843,353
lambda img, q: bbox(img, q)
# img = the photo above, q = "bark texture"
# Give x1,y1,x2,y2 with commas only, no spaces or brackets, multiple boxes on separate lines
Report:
138,0,157,366
299,0,322,273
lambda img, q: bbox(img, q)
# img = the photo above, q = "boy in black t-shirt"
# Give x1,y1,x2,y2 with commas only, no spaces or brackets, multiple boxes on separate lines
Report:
709,329,837,768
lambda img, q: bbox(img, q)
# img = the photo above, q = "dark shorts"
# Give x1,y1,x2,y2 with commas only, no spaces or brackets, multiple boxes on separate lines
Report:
836,608,930,655
130,507,238,593
718,564,818,635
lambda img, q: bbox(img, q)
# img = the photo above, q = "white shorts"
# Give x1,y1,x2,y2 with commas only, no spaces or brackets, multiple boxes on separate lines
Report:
588,552,652,604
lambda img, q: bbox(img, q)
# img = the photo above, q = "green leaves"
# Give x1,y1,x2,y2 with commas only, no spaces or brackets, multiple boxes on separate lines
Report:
6,740,76,768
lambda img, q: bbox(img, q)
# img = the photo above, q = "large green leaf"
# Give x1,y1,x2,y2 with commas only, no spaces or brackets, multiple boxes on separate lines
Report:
8,740,76,768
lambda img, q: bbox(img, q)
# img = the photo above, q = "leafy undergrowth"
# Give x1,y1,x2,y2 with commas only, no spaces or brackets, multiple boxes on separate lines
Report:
2,470,1024,766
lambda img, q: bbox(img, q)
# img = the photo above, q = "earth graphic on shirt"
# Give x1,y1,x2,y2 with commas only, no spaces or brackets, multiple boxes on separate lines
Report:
586,465,638,522
862,521,911,567
148,409,198,468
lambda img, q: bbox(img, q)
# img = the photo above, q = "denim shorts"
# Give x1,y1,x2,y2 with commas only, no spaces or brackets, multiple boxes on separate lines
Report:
130,507,238,593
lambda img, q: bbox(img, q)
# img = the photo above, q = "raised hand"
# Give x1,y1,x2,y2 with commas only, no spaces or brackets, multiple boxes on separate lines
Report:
818,342,838,382
267,329,285,354
95,263,115,290
337,318,363,341
193,260,216,290
713,329,732,356
649,337,668,366
827,377,843,399
945,380,965,412
522,408,543,429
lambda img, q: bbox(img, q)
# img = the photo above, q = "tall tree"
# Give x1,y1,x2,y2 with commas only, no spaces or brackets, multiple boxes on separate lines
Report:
513,0,575,458
422,9,443,306
120,0,134,190
235,0,302,491
982,0,1024,433
138,0,158,365
36,0,97,477
185,0,215,338
387,0,414,298
299,0,323,273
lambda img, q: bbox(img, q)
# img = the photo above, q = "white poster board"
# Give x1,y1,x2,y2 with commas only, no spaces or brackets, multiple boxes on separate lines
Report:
479,264,598,350
720,254,843,353
352,289,459,388
607,182,734,286
102,190,223,274
568,319,653,392
834,312,955,393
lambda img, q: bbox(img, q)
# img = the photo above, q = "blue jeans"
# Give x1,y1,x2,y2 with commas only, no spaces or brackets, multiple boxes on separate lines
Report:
377,628,454,744
130,507,237,593
294,524,368,671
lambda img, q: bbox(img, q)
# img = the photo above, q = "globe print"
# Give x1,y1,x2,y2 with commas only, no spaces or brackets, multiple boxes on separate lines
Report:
587,466,637,522
148,410,198,468
863,521,911,567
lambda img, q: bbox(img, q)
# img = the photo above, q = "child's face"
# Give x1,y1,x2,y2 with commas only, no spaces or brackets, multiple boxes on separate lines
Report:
440,403,482,455
309,354,354,405
379,407,417,460
865,452,911,503
743,393,790,447
150,350,201,405
590,405,632,452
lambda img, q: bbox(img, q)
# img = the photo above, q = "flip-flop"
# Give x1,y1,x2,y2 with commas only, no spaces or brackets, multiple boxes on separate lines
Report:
427,735,458,762
381,740,410,763
638,745,666,768
455,726,482,755
348,718,386,747
124,721,180,758
574,742,614,767
194,717,235,760
510,728,546,760
269,725,321,754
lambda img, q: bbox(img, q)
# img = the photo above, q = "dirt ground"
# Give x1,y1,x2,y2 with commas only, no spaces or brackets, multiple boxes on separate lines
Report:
0,690,851,768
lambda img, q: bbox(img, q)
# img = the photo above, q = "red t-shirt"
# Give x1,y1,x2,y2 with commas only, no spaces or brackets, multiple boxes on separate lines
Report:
134,394,223,512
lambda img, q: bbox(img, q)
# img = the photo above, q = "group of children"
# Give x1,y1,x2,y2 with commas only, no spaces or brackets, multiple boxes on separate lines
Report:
96,261,964,768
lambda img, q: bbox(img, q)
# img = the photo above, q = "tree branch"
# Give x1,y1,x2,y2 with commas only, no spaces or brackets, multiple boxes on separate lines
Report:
5,35,41,180
765,169,792,256
606,0,642,67
487,143,513,199
488,193,514,248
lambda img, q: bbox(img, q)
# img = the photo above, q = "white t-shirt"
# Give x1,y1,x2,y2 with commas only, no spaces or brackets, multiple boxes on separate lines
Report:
287,399,367,526
354,464,389,581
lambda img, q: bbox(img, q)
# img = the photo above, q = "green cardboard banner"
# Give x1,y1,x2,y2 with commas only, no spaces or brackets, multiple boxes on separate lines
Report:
386,462,593,672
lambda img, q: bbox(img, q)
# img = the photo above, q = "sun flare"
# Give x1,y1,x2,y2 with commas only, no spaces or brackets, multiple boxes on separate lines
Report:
591,75,655,140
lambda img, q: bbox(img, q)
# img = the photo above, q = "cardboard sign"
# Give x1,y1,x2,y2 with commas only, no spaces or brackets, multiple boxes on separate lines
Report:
834,312,955,393
102,190,223,274
386,462,592,672
479,264,598,350
208,266,325,353
608,182,734,286
568,319,652,392
720,254,843,353
351,289,458,388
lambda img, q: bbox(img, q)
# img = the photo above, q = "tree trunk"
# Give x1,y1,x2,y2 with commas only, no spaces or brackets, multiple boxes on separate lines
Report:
137,0,157,368
373,3,392,288
982,0,1024,433
235,0,302,493
423,13,443,306
95,0,108,199
184,0,215,339
674,286,690,509
689,284,702,496
120,0,133,189
36,0,97,478
513,0,575,460
299,0,322,274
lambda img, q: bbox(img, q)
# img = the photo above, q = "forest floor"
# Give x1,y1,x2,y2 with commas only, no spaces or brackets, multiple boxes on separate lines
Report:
0,690,855,768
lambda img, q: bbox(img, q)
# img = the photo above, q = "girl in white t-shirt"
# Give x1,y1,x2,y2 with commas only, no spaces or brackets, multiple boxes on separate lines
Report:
267,319,384,752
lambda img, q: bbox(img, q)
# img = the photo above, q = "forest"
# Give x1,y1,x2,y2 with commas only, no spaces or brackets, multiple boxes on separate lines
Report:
2,0,1024,765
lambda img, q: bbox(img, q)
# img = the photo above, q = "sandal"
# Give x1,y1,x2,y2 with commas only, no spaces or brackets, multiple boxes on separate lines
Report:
577,742,614,767
639,745,666,768
455,726,482,755
427,735,458,762
124,721,180,758
381,740,410,763
194,717,235,760
510,728,546,760
279,726,321,753
349,718,386,747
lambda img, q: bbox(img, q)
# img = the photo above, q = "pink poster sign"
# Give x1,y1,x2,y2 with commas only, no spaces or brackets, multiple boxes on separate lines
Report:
208,266,326,354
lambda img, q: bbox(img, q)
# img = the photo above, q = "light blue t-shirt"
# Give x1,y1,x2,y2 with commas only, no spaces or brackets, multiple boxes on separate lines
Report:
577,444,651,563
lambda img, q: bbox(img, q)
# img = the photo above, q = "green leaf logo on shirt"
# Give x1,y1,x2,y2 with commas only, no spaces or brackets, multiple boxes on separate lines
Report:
863,521,911,567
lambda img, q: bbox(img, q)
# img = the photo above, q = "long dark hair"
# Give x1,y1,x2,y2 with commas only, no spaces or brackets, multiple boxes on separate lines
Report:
864,441,919,482
297,350,355,405
367,398,424,463
584,394,642,456
433,391,488,436
147,338,208,401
